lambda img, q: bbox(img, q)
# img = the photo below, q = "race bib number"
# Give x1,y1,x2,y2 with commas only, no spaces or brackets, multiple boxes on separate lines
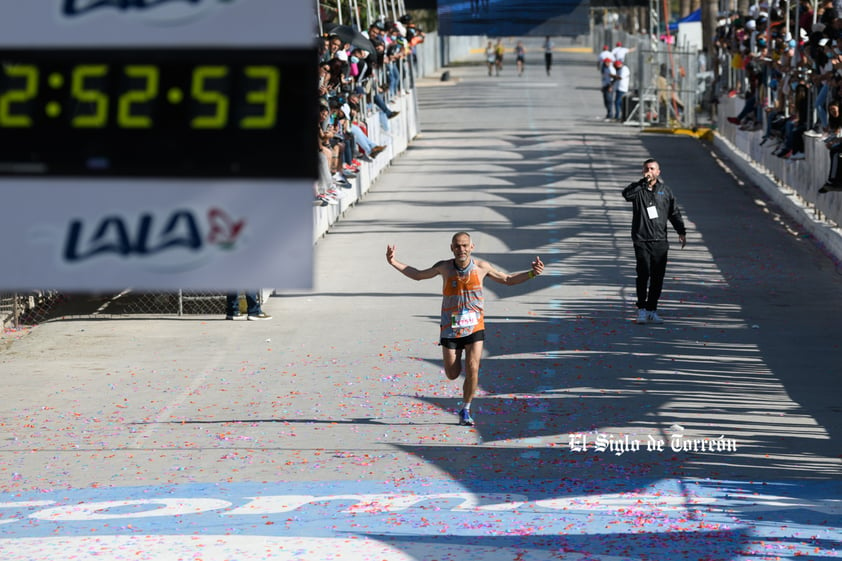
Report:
646,205,659,219
451,310,479,329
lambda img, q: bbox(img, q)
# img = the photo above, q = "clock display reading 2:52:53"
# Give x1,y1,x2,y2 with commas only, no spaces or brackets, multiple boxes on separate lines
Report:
0,49,317,178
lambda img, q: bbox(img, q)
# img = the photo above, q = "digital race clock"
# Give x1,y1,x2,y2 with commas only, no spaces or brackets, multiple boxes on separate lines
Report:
0,48,317,178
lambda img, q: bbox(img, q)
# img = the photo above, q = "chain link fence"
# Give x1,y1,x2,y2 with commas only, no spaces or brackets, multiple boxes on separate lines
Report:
1,290,60,328
2,290,233,328
592,26,714,128
622,46,705,128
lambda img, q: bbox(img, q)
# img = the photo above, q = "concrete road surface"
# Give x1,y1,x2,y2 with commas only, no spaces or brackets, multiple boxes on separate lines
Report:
0,38,840,560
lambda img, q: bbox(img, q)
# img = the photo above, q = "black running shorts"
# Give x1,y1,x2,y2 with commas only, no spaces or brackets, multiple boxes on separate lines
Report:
440,330,485,350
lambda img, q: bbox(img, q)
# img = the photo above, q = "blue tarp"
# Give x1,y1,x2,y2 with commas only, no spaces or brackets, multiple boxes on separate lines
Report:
668,8,701,31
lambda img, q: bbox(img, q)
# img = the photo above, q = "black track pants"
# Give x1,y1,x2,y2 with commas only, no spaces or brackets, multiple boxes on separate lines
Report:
633,240,669,311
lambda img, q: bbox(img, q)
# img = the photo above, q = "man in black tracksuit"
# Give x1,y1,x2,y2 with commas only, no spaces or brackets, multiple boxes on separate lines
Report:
622,158,687,324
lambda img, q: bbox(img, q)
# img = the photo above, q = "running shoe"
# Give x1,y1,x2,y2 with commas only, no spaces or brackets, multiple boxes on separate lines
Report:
458,408,474,426
247,312,272,321
636,309,648,324
647,311,664,324
321,193,339,205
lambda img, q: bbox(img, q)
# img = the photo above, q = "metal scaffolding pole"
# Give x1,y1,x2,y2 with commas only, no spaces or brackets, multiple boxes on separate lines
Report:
624,0,664,127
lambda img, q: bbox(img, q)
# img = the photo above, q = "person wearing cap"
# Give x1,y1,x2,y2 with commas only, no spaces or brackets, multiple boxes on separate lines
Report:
611,58,631,122
598,44,613,73
601,52,615,119
612,41,630,63
744,18,760,53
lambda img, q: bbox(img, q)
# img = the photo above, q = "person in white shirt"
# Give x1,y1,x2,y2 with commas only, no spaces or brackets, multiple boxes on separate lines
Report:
612,41,630,63
612,59,631,122
544,36,554,76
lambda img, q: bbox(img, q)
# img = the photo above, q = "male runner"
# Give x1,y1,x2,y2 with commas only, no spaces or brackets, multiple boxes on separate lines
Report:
386,232,544,426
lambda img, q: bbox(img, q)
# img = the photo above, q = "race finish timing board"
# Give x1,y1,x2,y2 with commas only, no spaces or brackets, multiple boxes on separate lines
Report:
0,0,316,291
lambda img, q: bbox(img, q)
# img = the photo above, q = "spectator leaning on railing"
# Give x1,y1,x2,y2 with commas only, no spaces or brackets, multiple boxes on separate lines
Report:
312,15,418,207
717,4,842,164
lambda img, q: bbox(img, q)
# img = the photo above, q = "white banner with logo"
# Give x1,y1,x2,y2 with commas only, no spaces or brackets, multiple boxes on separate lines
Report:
0,0,313,47
0,179,313,291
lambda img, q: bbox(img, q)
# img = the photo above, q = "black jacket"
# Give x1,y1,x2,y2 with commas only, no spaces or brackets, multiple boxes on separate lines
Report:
622,178,686,242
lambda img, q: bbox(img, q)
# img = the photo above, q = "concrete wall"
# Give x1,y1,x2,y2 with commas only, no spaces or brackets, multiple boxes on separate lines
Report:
410,31,490,78
312,90,419,241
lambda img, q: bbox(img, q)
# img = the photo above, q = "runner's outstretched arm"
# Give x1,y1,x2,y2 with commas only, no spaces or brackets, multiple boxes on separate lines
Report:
482,256,544,286
386,245,441,281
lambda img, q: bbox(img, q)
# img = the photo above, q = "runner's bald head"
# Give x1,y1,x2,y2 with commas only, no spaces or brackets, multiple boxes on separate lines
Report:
452,231,471,245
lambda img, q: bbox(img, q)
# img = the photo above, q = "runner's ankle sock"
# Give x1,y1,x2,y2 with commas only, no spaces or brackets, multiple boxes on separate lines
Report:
463,403,471,412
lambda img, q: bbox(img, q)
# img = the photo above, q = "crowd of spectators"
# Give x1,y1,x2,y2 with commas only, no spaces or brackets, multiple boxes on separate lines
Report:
314,14,424,206
718,0,842,191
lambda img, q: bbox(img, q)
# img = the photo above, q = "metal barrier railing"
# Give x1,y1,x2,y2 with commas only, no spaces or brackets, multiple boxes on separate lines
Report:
592,26,711,129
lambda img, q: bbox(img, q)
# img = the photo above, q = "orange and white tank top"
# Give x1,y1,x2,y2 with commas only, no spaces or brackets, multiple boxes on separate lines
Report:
440,259,484,338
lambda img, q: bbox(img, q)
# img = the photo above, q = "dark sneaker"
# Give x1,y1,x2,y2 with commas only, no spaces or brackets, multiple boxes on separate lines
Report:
388,111,400,119
819,182,842,193
225,314,245,321
458,408,474,426
247,312,272,321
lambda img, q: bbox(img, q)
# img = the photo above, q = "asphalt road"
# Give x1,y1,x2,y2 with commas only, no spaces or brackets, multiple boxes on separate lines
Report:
0,39,840,561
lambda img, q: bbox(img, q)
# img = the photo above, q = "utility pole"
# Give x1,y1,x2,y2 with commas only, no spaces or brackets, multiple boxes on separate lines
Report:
701,0,718,59
701,0,719,119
